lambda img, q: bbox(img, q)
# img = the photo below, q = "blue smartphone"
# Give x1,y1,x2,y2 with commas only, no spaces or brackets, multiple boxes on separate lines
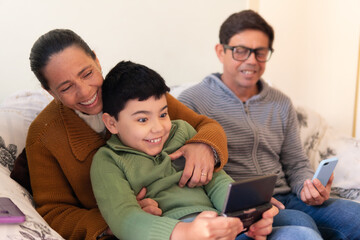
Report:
312,157,338,186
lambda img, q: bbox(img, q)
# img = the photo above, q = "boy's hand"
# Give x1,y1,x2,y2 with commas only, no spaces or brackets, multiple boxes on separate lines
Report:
300,173,333,205
169,143,214,188
170,211,243,240
136,187,162,216
246,205,278,240
270,197,285,210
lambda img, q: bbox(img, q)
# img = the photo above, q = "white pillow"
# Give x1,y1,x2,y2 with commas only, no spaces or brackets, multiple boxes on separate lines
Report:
0,165,64,239
0,89,52,173
0,89,63,239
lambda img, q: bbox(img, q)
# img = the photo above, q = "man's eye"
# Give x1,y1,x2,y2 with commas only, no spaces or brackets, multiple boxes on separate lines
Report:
234,48,248,56
256,49,268,56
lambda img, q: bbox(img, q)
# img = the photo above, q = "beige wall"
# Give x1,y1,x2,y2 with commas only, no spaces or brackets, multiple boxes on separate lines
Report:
257,0,360,137
2,0,359,137
0,0,247,102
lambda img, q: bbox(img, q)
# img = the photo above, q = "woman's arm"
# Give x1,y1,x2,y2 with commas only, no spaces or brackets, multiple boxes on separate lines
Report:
166,93,228,187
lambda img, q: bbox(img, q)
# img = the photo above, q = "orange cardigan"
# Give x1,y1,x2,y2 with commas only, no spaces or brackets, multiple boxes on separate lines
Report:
26,93,228,240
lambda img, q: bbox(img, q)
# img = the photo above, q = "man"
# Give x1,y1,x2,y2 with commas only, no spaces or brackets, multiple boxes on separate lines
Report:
178,9,360,239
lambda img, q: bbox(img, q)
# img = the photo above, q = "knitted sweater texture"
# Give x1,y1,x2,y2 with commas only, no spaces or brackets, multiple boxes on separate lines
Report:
178,74,314,197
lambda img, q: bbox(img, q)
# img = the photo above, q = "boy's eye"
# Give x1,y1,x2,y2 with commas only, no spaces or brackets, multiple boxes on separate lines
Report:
138,118,147,123
160,112,168,118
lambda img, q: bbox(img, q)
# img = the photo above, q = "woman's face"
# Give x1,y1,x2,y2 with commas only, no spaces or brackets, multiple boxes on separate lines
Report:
43,45,103,115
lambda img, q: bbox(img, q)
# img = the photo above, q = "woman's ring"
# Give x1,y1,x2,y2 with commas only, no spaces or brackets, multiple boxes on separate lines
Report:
201,172,207,176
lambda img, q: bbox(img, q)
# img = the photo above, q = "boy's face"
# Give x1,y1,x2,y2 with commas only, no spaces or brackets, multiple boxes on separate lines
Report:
106,94,171,156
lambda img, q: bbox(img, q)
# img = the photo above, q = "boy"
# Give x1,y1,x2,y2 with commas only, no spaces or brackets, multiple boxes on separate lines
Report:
90,61,279,240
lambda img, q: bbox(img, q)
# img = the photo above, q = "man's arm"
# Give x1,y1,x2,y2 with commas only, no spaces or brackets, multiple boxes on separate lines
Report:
278,102,315,197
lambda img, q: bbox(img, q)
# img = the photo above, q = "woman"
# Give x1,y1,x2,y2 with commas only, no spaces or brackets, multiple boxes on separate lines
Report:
26,29,231,239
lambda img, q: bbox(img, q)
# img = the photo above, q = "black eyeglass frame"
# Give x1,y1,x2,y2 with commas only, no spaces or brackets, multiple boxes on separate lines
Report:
223,44,274,62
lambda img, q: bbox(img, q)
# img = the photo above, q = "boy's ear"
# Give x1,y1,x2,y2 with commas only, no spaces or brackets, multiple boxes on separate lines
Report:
102,113,119,134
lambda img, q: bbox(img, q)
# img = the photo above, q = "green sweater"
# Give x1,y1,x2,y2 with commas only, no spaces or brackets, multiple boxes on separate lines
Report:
91,120,233,240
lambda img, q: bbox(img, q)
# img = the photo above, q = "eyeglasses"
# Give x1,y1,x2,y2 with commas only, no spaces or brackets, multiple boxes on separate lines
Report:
223,44,273,62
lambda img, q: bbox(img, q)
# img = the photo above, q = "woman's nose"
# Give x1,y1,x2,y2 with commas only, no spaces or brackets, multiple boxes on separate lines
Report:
77,79,92,98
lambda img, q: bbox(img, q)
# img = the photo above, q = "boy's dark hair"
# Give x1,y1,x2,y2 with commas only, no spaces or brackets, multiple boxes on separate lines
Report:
102,61,170,120
219,10,274,49
30,29,96,90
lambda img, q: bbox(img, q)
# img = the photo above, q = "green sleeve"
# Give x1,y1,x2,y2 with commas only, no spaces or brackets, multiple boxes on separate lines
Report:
204,170,234,211
90,148,179,240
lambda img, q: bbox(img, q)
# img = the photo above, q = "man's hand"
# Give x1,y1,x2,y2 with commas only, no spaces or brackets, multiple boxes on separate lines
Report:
246,205,279,240
136,187,162,216
169,143,215,188
300,173,333,205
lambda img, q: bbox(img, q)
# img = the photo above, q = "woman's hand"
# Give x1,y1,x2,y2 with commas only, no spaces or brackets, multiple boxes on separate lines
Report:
136,187,162,216
169,143,215,188
246,205,279,240
171,211,243,240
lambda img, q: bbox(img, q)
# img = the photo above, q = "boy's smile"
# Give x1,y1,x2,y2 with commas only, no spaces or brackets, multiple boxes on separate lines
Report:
108,94,171,156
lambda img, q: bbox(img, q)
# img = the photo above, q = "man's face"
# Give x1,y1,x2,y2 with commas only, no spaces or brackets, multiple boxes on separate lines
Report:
216,30,269,96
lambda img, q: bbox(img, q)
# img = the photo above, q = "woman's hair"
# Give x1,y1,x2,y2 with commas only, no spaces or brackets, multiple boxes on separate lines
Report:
29,29,96,90
219,10,274,49
102,61,170,120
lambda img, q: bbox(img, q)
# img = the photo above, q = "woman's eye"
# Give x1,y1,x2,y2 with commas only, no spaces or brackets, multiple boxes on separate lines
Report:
83,70,93,79
60,85,72,93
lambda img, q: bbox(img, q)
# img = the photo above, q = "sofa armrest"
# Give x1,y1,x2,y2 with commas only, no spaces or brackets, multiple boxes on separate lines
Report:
296,105,360,202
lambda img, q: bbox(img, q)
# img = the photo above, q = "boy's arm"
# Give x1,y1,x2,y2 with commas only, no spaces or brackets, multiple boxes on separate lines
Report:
90,149,178,240
203,170,234,211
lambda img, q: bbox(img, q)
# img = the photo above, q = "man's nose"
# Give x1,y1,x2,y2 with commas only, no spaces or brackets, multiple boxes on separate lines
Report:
245,51,258,63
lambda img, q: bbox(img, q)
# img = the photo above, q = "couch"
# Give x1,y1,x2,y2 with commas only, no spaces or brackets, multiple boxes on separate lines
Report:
0,87,359,239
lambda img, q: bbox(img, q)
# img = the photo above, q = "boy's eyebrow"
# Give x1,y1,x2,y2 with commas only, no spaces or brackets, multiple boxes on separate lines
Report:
55,65,92,90
131,105,168,116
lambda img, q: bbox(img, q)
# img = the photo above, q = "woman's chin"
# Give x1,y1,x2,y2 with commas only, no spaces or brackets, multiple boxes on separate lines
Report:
77,104,103,115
